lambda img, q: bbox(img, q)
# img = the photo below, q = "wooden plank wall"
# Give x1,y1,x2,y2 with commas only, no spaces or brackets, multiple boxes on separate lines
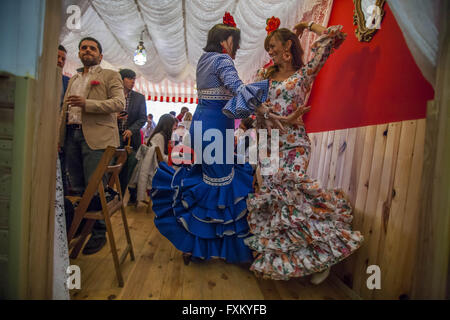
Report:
413,0,450,299
26,0,62,299
0,75,15,299
307,119,426,300
1,0,61,299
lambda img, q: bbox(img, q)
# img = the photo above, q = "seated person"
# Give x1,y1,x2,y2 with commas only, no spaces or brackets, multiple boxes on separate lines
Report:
129,114,177,203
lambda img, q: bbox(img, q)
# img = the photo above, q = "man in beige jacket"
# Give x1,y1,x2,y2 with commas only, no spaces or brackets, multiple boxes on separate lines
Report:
60,37,125,254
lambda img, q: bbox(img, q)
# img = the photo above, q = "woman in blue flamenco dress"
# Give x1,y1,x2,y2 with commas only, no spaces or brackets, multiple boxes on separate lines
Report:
151,14,276,265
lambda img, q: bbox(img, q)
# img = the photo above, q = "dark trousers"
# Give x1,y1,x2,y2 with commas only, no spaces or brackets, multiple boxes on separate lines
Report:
58,149,69,195
65,127,106,239
118,138,138,199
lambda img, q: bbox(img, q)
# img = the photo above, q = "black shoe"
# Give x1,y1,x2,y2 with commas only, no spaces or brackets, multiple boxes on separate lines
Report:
128,188,137,206
82,236,107,255
182,253,191,265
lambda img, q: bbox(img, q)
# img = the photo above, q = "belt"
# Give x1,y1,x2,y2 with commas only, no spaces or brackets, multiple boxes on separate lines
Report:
197,87,233,100
67,124,82,130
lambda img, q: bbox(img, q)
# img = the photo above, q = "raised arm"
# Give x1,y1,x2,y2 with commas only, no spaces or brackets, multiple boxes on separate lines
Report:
294,21,327,37
294,22,346,88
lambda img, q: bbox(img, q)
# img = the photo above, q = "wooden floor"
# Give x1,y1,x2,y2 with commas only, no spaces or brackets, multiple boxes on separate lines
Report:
69,204,360,300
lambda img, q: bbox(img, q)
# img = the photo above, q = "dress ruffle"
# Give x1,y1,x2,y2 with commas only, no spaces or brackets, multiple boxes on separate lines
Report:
246,171,364,280
151,162,254,263
222,80,269,119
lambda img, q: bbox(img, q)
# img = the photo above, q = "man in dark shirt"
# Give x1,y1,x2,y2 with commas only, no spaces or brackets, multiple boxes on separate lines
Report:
118,69,147,204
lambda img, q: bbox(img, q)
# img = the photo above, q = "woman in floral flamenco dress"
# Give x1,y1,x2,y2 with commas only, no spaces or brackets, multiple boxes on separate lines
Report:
245,18,364,283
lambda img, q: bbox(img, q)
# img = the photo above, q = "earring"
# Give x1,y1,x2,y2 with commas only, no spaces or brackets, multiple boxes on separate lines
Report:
282,52,292,61
222,47,227,54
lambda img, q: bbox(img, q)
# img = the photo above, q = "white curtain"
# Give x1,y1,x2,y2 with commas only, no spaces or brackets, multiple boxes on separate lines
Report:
52,159,70,300
387,0,441,88
60,0,333,85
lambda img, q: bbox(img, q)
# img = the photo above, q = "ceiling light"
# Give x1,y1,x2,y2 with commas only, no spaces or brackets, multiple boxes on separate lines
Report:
134,30,147,66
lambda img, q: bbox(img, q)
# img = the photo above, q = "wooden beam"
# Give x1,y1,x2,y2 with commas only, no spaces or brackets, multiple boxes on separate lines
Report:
25,0,61,299
413,0,450,299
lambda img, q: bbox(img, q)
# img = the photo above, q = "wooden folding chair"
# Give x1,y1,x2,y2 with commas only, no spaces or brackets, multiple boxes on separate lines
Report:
66,146,135,287
125,136,133,154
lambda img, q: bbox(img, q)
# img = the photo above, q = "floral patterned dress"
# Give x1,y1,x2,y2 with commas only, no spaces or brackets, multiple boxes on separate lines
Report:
245,25,364,280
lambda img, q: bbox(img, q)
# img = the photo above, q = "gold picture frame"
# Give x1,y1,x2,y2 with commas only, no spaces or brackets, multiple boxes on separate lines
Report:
353,0,386,42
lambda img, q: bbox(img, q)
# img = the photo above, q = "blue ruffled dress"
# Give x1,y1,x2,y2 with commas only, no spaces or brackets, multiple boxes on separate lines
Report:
151,52,268,263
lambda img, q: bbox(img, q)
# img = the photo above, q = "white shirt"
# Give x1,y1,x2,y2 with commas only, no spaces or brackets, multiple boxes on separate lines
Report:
67,65,101,124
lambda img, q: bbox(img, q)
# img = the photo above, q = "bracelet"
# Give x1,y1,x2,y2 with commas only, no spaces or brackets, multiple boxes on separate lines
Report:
308,21,314,31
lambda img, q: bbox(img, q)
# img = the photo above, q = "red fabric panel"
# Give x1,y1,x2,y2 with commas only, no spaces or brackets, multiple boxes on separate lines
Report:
304,2,434,133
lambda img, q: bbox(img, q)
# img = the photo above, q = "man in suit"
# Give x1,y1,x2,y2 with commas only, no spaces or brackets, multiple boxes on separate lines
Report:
59,37,125,254
117,68,147,205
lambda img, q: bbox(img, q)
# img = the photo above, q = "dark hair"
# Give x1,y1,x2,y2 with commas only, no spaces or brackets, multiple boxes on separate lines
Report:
241,117,254,131
148,113,153,118
58,45,67,53
119,68,136,80
78,37,103,54
263,28,304,79
203,24,241,57
181,106,189,113
148,114,176,155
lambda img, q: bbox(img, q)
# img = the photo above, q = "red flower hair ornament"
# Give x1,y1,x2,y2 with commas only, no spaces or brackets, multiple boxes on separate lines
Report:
223,12,237,27
266,16,281,34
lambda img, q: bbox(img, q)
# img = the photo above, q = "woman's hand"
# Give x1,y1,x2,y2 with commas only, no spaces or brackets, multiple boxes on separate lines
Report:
293,21,308,37
258,117,286,135
255,103,311,132
256,102,286,133
280,105,311,126
294,21,326,36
